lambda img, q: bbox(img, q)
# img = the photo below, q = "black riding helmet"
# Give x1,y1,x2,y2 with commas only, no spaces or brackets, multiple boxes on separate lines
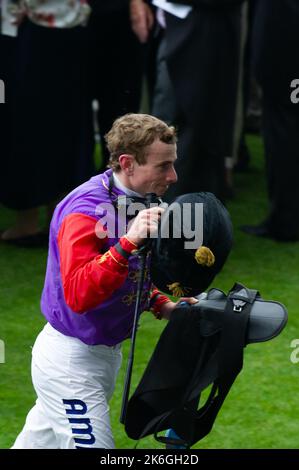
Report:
150,192,233,297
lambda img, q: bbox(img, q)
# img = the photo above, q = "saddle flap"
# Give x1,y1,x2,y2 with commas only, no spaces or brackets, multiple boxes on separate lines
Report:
246,299,288,343
185,287,288,343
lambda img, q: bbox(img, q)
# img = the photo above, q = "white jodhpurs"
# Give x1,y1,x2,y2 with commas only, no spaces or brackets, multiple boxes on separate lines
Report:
12,323,122,449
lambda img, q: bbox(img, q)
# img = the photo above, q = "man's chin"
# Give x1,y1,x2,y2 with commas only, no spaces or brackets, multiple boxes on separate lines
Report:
157,186,168,196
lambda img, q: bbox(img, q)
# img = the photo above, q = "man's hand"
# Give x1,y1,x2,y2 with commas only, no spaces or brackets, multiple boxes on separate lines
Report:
159,297,199,320
130,0,154,43
8,1,27,26
126,206,164,247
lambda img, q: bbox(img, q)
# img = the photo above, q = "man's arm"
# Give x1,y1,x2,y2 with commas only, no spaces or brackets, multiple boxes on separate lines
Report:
58,213,138,314
150,288,172,319
150,288,199,320
129,0,154,43
57,206,164,313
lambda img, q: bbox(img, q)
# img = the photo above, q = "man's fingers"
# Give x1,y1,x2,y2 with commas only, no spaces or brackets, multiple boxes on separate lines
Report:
179,297,199,305
126,206,165,245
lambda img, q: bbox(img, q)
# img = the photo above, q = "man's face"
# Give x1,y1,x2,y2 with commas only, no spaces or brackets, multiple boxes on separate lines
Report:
130,139,178,196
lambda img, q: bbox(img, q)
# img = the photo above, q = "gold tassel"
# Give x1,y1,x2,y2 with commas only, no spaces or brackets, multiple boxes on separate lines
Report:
194,246,215,267
167,282,185,297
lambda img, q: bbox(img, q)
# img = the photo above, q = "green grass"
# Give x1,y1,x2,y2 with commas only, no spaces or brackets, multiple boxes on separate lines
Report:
0,135,298,449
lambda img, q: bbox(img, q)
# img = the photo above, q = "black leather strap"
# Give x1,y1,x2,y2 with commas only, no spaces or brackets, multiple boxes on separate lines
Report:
114,242,132,260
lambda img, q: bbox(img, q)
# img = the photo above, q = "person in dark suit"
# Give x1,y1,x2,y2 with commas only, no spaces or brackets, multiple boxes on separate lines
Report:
131,0,246,202
87,0,150,167
241,0,299,241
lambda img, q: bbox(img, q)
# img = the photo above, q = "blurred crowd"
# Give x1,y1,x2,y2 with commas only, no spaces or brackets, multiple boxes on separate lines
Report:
1,0,299,245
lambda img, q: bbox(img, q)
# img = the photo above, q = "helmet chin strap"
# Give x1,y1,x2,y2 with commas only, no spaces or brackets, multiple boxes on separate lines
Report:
108,173,163,216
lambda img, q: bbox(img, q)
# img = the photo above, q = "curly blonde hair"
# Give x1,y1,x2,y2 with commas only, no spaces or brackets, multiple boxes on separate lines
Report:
105,113,177,172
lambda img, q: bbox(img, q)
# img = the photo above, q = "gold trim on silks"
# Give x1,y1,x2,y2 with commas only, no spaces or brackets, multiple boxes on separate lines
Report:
194,246,215,267
97,251,110,264
167,282,191,298
128,270,139,283
128,267,150,283
122,291,148,306
122,292,136,306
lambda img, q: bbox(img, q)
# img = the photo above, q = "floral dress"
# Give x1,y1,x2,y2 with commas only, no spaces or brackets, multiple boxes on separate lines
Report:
7,0,90,28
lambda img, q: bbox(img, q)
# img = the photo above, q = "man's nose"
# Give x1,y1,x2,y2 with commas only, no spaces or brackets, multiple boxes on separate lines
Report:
167,166,178,183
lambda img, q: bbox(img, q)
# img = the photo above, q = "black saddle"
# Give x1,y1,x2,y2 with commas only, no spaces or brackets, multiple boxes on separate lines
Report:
194,285,287,344
124,283,287,448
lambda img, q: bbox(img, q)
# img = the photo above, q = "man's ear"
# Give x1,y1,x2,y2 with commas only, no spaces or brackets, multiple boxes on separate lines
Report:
119,154,135,175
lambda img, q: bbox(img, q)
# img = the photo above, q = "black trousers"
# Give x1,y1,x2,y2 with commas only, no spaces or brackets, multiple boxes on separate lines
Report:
262,96,299,239
0,35,16,204
252,0,299,239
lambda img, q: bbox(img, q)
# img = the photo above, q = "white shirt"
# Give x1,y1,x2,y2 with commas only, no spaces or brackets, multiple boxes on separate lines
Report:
113,173,144,198
7,0,91,29
152,0,192,28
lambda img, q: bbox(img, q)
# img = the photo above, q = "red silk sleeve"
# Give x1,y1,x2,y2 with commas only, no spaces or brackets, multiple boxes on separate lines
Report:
57,213,138,314
150,288,171,318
